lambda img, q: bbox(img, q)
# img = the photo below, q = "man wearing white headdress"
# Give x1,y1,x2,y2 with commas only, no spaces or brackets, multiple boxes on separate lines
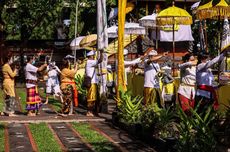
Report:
144,49,167,107
85,49,103,117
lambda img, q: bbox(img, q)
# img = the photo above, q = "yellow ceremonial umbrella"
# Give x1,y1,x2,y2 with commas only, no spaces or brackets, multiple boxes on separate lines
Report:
196,0,230,20
212,0,230,19
79,34,97,47
196,0,214,20
157,2,192,75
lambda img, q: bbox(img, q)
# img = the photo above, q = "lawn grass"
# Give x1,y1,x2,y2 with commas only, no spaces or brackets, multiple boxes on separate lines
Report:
38,88,62,112
72,123,117,152
29,123,62,152
0,124,4,152
0,90,4,112
16,88,27,113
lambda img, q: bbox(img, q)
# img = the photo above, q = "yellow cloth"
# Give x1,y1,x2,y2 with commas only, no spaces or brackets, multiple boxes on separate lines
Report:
218,85,230,112
2,64,17,97
144,87,163,106
117,0,127,94
107,72,114,82
60,68,76,89
163,83,174,95
87,83,98,108
76,68,85,77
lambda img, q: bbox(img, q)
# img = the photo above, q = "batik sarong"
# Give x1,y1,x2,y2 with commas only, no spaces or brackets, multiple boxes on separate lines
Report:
61,84,74,114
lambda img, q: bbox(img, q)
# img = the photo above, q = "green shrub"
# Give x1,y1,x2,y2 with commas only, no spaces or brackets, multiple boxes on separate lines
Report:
176,104,217,152
116,88,143,125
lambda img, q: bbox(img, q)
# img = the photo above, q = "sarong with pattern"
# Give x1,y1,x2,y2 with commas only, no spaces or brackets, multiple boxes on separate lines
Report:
61,84,74,114
26,87,43,111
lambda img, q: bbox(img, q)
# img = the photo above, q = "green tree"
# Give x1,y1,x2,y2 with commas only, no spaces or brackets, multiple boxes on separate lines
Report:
1,0,63,40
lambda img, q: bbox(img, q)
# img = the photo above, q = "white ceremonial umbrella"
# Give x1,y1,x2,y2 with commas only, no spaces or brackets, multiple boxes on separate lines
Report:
107,25,118,38
139,13,158,28
70,36,85,51
124,22,146,35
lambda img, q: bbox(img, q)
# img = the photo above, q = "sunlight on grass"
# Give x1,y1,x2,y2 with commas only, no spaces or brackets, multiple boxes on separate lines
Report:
72,123,116,152
38,88,62,112
0,124,4,151
29,123,62,152
0,90,4,112
16,88,27,112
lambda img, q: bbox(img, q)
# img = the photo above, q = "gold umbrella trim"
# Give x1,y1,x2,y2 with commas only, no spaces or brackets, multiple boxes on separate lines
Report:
196,0,230,20
157,17,192,25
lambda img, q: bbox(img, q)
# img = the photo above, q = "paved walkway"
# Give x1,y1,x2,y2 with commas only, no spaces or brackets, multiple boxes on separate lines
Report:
0,92,156,152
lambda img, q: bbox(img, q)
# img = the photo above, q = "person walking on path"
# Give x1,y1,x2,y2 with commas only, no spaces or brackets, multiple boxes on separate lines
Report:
60,58,78,116
85,50,103,117
196,50,229,112
25,55,47,116
178,53,197,114
144,49,168,107
2,55,18,116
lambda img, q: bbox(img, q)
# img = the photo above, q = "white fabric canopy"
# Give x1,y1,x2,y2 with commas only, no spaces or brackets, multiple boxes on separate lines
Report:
107,25,118,38
124,22,146,35
139,13,157,28
151,25,194,42
70,36,85,51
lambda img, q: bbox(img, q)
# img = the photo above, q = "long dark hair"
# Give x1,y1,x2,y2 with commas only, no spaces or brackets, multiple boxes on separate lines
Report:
61,59,70,70
197,51,209,65
2,55,11,65
182,53,193,63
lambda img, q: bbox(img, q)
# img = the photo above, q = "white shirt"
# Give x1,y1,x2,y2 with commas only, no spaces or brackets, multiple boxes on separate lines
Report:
178,62,196,99
46,66,60,87
115,58,141,85
25,63,38,88
86,59,98,84
144,61,160,88
196,53,225,98
124,58,141,85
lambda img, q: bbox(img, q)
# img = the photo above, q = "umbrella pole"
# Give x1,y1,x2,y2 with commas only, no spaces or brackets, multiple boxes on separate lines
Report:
173,22,175,77
74,0,79,64
156,26,158,51
204,20,208,52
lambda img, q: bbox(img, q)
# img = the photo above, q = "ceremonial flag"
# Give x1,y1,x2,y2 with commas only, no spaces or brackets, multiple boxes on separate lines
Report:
97,0,108,50
221,18,230,51
97,0,108,102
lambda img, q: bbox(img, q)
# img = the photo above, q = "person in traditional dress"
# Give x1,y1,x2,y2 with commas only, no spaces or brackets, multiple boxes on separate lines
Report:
160,65,175,108
45,62,63,104
85,50,103,117
25,55,47,116
2,55,18,116
178,53,197,114
115,49,144,89
123,49,143,86
60,58,78,116
196,51,229,112
144,49,167,107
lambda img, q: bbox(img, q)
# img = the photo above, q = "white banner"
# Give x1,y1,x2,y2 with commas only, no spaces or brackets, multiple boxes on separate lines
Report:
151,25,194,42
221,18,230,51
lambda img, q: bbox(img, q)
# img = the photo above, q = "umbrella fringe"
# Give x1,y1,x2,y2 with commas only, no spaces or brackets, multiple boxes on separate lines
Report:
157,17,192,25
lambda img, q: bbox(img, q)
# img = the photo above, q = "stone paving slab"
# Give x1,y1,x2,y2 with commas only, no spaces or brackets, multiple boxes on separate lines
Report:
90,122,156,152
49,123,93,152
0,115,106,123
7,123,34,152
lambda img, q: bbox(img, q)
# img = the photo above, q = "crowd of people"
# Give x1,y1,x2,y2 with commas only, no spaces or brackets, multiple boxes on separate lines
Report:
1,47,229,117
